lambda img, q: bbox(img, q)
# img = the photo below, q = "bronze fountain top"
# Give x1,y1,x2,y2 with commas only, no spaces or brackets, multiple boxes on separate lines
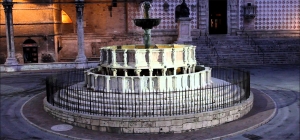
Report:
133,1,161,49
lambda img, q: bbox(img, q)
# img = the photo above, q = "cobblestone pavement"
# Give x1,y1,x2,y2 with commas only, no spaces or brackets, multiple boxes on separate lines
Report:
0,70,69,140
0,65,299,140
225,65,299,140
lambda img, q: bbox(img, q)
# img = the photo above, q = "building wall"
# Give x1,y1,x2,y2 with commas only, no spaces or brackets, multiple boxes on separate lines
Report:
0,0,299,63
241,0,300,31
0,1,60,64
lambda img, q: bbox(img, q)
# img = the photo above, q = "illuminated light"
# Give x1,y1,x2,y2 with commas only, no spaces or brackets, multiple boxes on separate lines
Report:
61,10,72,23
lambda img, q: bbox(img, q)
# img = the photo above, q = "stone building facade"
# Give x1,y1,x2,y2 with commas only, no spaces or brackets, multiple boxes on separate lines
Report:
0,0,299,64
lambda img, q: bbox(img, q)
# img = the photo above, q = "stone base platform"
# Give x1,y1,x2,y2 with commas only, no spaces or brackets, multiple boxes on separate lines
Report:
22,88,276,139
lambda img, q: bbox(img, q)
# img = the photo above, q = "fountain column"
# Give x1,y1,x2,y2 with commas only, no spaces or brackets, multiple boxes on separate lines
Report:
2,0,18,67
75,0,87,64
133,1,160,49
144,29,151,48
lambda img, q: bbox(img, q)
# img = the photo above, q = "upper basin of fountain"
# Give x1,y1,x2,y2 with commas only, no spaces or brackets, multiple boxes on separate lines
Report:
134,1,161,30
133,18,161,30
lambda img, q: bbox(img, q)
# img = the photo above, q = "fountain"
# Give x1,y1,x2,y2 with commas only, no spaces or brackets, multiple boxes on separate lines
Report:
133,1,160,49
44,1,253,134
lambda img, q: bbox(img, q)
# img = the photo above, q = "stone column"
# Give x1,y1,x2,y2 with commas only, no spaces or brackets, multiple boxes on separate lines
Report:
192,46,196,62
99,49,103,63
105,50,109,64
161,49,166,65
123,49,127,67
183,67,188,74
149,69,153,76
135,69,141,76
86,72,91,88
192,65,195,73
147,49,152,66
162,68,167,76
124,69,128,76
111,50,116,66
111,69,117,76
105,76,110,92
183,47,187,64
94,75,98,91
2,0,18,65
75,0,87,63
134,50,139,67
172,48,176,65
173,67,177,75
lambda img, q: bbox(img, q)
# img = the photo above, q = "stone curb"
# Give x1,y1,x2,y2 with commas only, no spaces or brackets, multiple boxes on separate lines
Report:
208,89,278,140
20,92,90,140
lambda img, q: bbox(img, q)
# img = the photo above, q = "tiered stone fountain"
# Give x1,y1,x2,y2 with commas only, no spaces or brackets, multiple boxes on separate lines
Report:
44,1,253,134
85,1,212,93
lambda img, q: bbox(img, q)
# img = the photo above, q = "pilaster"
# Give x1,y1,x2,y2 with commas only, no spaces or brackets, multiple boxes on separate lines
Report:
229,0,239,35
199,0,208,33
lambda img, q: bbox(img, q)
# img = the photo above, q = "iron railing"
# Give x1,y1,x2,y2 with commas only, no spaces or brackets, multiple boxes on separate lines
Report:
241,30,265,63
205,32,221,66
46,67,250,117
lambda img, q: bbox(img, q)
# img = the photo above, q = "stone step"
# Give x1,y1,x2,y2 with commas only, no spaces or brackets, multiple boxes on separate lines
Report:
56,84,240,108
53,84,244,116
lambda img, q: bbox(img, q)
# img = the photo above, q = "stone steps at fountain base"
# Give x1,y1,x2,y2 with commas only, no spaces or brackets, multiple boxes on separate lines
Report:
54,90,243,114
52,82,246,116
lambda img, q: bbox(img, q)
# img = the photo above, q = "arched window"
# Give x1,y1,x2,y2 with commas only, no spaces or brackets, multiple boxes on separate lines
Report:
61,10,72,23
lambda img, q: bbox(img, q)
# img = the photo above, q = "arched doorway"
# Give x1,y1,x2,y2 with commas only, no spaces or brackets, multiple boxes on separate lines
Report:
209,0,227,34
23,39,38,63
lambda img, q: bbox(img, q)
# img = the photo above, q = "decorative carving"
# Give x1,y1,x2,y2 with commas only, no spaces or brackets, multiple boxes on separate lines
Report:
254,0,299,30
123,49,128,66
